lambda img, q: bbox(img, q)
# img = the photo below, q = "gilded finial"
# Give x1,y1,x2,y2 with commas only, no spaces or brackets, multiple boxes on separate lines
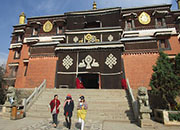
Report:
19,12,26,24
177,0,180,9
93,1,97,10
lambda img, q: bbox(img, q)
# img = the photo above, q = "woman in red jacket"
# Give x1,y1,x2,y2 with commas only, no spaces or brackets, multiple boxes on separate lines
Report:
49,95,60,128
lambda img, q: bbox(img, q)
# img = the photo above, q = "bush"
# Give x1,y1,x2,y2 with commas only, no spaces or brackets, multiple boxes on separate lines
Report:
175,53,180,75
172,103,180,111
0,88,6,104
150,51,180,109
169,113,180,121
0,65,6,104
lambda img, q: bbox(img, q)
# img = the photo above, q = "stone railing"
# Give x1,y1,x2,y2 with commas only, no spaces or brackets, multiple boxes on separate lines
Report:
154,109,180,125
0,105,3,116
126,78,138,120
22,80,46,114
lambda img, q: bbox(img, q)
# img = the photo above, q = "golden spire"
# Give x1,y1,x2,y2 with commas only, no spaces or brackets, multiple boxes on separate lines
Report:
19,12,26,24
93,1,97,10
177,0,180,9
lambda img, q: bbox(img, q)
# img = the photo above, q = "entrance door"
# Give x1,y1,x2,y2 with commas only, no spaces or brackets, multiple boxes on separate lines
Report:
78,74,99,89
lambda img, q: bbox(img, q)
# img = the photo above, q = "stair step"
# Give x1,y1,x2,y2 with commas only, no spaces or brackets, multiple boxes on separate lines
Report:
26,112,134,120
26,89,134,122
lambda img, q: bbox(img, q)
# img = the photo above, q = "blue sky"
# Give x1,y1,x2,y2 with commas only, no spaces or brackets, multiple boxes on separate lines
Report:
0,0,178,65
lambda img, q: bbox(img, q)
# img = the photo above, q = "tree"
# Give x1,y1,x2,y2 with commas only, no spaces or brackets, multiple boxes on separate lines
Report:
0,65,6,104
150,51,180,109
175,53,180,76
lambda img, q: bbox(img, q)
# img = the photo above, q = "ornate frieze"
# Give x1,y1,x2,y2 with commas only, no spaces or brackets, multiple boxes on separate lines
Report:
73,36,79,43
108,35,114,41
105,54,117,69
62,55,73,70
85,33,100,43
79,55,99,69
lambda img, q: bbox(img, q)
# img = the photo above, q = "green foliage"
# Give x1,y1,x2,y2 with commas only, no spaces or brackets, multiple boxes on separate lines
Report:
150,51,180,109
172,103,180,111
169,113,180,121
175,53,180,75
0,65,6,104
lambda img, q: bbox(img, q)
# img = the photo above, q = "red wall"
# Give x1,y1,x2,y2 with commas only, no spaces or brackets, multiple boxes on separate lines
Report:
122,53,159,89
24,57,58,88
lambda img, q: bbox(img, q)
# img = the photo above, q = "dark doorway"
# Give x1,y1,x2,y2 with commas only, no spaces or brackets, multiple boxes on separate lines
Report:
78,74,99,89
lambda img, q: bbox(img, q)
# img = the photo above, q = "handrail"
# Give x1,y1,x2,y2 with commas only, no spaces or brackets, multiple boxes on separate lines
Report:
126,78,138,120
22,79,46,114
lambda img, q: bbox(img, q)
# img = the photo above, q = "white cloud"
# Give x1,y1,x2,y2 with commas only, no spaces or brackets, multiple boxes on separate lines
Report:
0,52,8,65
98,0,172,8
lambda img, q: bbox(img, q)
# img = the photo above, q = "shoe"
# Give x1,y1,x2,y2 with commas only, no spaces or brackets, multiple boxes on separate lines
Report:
53,123,57,128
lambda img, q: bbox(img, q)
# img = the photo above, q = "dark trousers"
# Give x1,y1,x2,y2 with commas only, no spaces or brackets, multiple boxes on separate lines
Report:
52,113,58,125
65,116,71,129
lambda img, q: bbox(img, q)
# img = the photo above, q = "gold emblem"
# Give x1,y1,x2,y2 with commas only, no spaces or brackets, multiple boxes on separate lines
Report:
138,12,151,25
85,34,92,41
43,21,53,32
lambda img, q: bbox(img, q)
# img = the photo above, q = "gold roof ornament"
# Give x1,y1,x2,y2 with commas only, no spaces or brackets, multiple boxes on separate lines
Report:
93,1,97,10
19,12,26,24
177,0,180,9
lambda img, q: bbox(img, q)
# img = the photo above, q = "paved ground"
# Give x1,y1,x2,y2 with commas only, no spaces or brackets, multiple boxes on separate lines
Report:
0,117,102,130
103,121,180,130
0,116,179,130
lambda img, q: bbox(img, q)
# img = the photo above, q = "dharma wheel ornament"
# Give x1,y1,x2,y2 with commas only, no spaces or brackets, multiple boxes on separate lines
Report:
85,33,100,43
85,33,92,41
138,12,151,25
43,21,53,32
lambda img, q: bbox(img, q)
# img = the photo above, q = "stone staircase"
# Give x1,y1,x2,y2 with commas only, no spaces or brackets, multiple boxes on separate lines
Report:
26,89,134,128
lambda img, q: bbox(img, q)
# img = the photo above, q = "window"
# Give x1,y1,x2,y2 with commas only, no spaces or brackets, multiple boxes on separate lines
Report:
14,50,21,59
24,63,28,76
84,21,101,28
32,28,38,36
28,47,31,56
159,39,171,50
155,18,166,28
157,18,162,27
10,66,18,78
17,35,22,42
57,26,63,34
125,20,135,31
127,20,132,29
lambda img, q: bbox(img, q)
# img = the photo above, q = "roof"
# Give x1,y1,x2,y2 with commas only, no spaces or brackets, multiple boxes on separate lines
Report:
27,14,65,20
26,4,173,20
65,7,121,15
122,4,171,11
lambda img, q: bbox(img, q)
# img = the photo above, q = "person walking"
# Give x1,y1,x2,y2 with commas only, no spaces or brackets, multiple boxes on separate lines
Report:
63,94,74,129
49,95,60,128
77,95,88,130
